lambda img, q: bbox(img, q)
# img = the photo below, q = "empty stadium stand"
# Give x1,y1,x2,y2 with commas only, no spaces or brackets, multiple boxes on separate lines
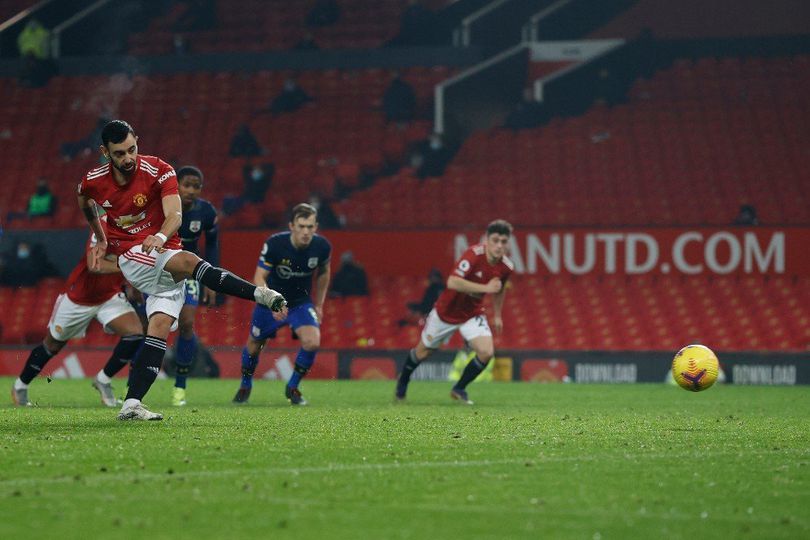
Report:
127,0,447,55
1,274,808,352
337,54,810,227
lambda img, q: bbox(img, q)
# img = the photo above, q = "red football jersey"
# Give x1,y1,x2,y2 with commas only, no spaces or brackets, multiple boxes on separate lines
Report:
78,155,182,256
65,219,126,306
433,243,514,324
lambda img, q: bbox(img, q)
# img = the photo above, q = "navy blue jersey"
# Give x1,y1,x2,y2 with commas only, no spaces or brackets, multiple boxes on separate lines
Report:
180,198,219,266
257,232,331,308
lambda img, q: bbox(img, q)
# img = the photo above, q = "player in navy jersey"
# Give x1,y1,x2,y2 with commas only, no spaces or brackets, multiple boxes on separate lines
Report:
233,203,331,405
170,166,219,406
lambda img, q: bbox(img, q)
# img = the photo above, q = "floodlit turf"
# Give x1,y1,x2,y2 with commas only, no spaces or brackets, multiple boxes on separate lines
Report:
1,378,809,540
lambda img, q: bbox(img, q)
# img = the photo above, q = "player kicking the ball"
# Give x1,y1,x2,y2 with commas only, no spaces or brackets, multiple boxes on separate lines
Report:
395,219,514,405
11,216,144,407
77,120,287,421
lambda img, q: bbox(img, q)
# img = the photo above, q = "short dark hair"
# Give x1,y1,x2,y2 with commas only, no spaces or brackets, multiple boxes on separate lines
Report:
101,120,135,147
290,203,317,222
486,219,513,237
176,165,204,183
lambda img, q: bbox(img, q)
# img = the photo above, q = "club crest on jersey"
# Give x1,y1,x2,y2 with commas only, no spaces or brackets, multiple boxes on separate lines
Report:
308,257,318,268
189,220,201,233
133,193,148,207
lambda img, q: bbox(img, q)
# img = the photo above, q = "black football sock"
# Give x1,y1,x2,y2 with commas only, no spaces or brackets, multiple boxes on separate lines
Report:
398,349,421,384
103,334,144,378
193,260,256,301
125,336,167,401
19,343,57,384
454,356,488,390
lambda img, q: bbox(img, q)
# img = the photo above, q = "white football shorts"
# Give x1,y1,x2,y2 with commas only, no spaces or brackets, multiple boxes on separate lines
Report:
118,246,185,325
420,308,492,349
48,292,136,341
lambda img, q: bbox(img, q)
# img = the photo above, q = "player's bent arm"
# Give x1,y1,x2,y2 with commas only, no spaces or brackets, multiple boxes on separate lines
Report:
253,266,270,287
447,275,496,295
159,194,183,239
77,194,106,244
314,262,331,310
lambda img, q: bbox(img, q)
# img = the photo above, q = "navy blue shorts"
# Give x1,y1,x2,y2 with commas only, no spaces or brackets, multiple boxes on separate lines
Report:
249,301,319,341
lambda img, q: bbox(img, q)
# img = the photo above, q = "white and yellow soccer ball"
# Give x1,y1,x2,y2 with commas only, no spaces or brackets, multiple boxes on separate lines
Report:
672,344,720,392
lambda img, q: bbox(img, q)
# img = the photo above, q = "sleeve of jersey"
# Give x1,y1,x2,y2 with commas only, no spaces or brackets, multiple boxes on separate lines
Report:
452,250,475,278
257,240,273,271
320,239,332,267
77,176,91,198
157,161,179,197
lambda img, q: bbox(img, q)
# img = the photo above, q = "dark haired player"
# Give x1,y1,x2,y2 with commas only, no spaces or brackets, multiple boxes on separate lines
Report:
233,203,331,406
395,219,514,405
170,165,219,406
77,119,287,421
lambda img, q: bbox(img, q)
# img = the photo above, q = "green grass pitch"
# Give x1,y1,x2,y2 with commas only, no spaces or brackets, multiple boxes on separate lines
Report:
1,378,808,540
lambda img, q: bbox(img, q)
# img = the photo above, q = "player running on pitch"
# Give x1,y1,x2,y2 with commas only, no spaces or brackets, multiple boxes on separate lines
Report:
169,165,219,406
233,203,331,406
77,119,287,421
12,216,144,407
395,219,514,405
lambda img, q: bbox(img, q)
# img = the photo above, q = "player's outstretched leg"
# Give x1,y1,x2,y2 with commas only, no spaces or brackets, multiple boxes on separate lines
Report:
192,260,286,311
173,333,197,406
450,356,488,405
12,341,61,406
285,349,315,406
93,334,143,407
233,347,259,404
395,349,421,401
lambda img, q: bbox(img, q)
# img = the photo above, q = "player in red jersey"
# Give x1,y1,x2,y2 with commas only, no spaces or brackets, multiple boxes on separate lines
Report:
11,218,145,407
77,120,288,421
395,220,514,404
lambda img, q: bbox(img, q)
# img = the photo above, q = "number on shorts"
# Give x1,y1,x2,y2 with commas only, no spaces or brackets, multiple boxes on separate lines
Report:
186,279,199,301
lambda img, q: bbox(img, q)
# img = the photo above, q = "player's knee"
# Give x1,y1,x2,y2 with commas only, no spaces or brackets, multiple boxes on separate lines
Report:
301,336,320,351
477,351,494,363
147,314,175,338
44,333,66,354
246,339,264,356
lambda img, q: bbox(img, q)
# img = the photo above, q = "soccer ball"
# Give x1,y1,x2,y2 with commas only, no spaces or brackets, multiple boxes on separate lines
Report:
672,344,719,392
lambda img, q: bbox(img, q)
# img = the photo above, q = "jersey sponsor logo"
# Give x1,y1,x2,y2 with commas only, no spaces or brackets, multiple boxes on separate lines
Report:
158,169,176,184
127,221,154,234
189,220,201,233
102,200,113,208
114,211,148,229
308,257,318,268
133,193,148,207
276,265,312,279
